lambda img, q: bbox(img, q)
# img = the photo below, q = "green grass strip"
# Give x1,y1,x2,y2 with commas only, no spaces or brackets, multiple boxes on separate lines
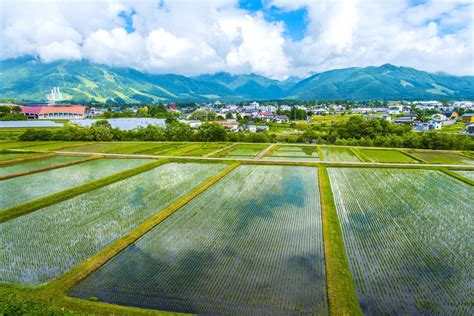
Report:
0,159,167,223
0,156,102,181
400,150,428,163
317,145,325,161
29,163,240,314
0,152,55,166
0,284,177,316
318,166,362,316
349,147,365,162
439,168,474,186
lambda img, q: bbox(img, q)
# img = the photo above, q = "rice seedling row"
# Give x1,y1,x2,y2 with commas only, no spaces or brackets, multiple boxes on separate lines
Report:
0,156,88,177
69,165,328,315
328,168,473,315
0,163,226,285
319,147,360,162
0,158,153,210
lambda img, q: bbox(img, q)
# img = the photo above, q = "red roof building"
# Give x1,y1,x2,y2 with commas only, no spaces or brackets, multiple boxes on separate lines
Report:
21,105,86,119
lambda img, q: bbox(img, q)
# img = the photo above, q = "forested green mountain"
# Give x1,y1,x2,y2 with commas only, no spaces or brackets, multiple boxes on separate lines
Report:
1,57,472,102
288,64,474,100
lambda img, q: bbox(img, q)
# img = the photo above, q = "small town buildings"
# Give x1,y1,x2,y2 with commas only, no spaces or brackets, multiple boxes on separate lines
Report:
179,120,202,129
465,123,474,135
273,115,289,123
461,113,474,123
21,105,86,119
431,114,447,122
216,120,239,131
256,125,270,132
414,120,442,131
444,111,458,120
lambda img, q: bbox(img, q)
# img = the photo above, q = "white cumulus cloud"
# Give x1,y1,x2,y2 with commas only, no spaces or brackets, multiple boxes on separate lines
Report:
0,0,472,78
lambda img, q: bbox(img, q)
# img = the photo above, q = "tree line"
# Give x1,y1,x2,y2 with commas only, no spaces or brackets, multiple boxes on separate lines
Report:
18,116,473,150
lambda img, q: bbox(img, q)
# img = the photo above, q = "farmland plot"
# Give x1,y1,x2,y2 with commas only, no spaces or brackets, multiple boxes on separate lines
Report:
264,145,319,161
328,168,473,315
214,143,268,158
0,155,87,177
0,163,226,284
408,151,473,165
0,158,153,210
319,147,360,162
358,149,417,163
70,165,328,315
59,142,141,154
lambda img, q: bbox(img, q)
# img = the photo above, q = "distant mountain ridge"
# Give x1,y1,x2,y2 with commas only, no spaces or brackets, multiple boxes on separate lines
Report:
0,56,473,102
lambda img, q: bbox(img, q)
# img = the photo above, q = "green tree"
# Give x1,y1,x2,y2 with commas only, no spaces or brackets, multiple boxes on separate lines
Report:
92,120,112,128
196,122,227,141
189,109,216,121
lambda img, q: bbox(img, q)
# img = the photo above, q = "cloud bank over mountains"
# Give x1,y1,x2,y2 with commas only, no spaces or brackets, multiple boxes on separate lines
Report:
1,0,472,79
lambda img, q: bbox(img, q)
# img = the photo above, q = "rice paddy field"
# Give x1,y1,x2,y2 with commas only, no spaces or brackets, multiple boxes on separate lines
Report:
0,152,41,161
328,168,473,315
213,143,268,158
0,141,473,315
69,165,328,315
0,158,153,210
407,151,474,165
0,155,88,177
263,145,319,161
0,163,226,284
455,170,474,180
319,146,360,162
357,148,418,163
59,142,231,157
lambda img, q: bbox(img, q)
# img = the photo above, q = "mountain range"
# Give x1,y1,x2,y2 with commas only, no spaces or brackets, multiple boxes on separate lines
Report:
1,56,473,103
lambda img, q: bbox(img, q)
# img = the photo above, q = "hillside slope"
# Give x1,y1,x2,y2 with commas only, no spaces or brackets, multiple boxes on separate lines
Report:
1,57,472,102
287,64,474,100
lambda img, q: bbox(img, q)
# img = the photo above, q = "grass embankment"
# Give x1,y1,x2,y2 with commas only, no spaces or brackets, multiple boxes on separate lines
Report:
0,163,240,315
204,143,237,157
439,168,474,186
0,156,101,181
318,166,362,315
399,150,427,163
0,159,166,223
0,152,55,166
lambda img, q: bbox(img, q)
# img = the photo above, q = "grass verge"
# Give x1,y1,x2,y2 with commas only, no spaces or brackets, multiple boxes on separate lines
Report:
349,148,365,162
0,159,169,223
400,150,428,163
439,168,474,186
318,166,362,315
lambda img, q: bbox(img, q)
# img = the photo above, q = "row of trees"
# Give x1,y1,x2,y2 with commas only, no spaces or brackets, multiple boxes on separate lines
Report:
19,121,276,143
0,106,27,121
300,116,473,150
18,116,473,150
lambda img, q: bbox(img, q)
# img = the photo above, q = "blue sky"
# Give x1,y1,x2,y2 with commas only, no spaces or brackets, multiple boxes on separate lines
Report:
1,0,473,78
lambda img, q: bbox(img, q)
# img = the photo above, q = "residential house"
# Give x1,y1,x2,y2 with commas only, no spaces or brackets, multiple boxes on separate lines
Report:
273,115,289,123
461,113,474,123
465,123,474,135
216,120,239,131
